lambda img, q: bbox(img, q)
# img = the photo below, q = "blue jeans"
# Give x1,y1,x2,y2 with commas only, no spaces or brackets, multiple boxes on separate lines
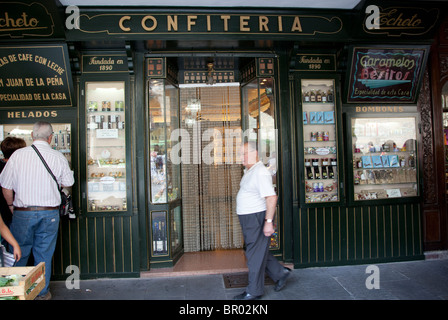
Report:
10,209,59,296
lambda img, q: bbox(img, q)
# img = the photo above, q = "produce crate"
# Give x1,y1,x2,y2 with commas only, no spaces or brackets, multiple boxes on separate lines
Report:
0,262,45,300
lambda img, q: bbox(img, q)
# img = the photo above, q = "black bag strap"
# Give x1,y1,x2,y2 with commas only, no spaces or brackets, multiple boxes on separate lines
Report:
31,144,62,191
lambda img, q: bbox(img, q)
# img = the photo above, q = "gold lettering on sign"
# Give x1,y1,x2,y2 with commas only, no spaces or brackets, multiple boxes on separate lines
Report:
167,15,178,31
206,15,211,31
220,15,230,31
355,106,405,113
119,16,131,32
259,16,269,32
380,9,422,29
187,15,197,31
291,16,302,32
113,14,340,34
7,110,58,118
142,15,157,32
0,12,39,29
278,16,283,32
240,16,250,32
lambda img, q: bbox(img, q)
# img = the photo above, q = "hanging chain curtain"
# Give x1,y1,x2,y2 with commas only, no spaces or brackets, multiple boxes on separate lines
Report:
181,85,243,252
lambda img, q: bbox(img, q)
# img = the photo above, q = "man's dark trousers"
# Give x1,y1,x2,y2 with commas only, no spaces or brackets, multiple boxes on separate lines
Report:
238,210,284,296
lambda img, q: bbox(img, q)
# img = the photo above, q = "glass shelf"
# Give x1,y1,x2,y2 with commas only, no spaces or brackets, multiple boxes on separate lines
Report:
351,116,418,201
301,79,339,204
85,81,127,212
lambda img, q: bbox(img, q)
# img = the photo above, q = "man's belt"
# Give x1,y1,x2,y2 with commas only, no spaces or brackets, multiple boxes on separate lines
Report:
14,206,58,211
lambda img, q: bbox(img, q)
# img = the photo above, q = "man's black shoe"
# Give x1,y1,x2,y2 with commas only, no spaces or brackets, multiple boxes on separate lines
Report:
233,292,262,300
274,267,291,292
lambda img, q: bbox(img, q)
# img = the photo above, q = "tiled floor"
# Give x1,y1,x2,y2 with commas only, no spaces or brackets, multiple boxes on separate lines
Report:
141,249,250,278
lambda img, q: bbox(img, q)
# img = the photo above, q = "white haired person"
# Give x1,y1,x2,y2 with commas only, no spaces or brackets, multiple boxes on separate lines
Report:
233,141,291,300
0,121,74,300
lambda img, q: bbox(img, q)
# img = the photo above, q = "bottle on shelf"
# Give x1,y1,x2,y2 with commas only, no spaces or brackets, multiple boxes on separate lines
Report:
400,156,406,167
303,90,310,102
310,89,316,102
322,158,328,179
322,90,327,103
327,89,334,102
408,153,415,167
328,165,335,179
305,158,314,180
312,158,320,179
316,90,322,102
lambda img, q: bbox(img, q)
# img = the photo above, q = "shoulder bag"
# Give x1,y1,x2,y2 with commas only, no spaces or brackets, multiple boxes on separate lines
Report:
31,145,74,218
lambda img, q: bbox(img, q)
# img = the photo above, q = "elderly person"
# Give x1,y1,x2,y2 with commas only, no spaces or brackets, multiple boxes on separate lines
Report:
233,141,290,300
0,122,74,300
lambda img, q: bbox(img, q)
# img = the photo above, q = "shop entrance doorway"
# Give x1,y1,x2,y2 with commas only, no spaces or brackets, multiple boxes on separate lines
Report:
146,54,280,269
180,83,244,252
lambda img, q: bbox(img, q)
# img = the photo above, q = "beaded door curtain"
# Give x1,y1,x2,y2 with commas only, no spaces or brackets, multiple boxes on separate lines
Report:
180,84,244,252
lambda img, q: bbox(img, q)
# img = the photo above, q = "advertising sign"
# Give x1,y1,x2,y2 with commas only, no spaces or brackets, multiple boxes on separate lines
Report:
346,46,428,103
0,44,74,108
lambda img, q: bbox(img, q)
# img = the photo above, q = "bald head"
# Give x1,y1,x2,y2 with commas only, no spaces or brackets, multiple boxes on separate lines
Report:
241,141,259,169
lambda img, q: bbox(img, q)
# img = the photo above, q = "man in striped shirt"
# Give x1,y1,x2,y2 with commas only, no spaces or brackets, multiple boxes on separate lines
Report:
0,121,74,300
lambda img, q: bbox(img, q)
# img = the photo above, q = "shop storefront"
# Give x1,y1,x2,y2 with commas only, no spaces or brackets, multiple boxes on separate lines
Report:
0,0,447,279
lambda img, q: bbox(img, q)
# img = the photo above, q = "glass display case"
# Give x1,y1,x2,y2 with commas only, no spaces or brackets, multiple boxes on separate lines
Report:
147,77,182,257
0,123,72,166
84,81,128,212
148,79,181,205
241,76,279,250
350,116,419,201
300,79,340,204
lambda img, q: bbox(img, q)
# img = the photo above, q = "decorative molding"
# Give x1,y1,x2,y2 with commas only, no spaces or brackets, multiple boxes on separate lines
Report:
418,69,437,204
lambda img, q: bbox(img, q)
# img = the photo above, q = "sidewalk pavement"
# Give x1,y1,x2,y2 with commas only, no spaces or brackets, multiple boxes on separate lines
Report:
50,258,448,300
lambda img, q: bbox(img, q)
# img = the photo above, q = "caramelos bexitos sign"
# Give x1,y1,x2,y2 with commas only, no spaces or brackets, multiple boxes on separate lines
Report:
347,47,427,103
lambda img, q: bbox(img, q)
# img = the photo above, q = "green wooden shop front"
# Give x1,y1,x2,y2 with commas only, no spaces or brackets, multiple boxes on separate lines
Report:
0,0,446,280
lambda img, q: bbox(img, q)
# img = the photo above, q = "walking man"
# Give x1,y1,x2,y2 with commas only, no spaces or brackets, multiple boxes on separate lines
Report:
0,121,74,300
234,141,290,300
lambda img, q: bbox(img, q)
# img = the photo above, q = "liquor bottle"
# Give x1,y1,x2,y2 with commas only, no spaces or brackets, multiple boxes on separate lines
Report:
303,90,310,102
54,133,58,149
60,131,65,148
322,90,327,103
400,156,406,167
310,90,316,102
408,153,415,167
327,89,334,102
328,164,335,179
316,90,322,102
322,158,328,179
312,158,320,179
305,159,314,179
66,131,71,147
